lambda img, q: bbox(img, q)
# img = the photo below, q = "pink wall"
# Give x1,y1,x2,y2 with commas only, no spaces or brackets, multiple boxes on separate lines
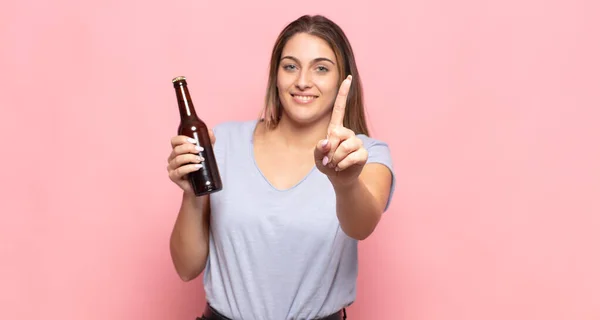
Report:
1,0,599,319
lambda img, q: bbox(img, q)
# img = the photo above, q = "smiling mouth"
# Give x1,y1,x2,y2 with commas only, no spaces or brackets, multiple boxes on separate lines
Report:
291,94,318,103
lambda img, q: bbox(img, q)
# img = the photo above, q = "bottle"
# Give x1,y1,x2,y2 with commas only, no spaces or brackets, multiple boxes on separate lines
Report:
172,76,223,196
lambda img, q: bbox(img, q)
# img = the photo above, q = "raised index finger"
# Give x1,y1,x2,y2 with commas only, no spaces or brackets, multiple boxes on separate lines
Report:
329,75,352,129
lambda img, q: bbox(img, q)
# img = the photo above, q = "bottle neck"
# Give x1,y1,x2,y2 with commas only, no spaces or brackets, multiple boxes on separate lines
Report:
174,82,199,120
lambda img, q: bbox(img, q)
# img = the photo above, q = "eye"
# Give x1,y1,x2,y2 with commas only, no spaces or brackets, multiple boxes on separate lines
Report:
282,64,297,71
316,66,329,72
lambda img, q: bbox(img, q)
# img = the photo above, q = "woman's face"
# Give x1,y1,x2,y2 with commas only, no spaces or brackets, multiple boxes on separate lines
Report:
277,32,341,126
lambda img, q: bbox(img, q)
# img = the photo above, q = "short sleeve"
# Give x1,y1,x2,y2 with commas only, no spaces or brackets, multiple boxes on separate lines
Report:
210,120,257,170
209,121,241,169
210,122,229,162
211,121,230,147
359,135,396,212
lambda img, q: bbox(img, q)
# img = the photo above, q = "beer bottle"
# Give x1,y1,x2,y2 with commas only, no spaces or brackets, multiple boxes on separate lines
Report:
172,76,223,196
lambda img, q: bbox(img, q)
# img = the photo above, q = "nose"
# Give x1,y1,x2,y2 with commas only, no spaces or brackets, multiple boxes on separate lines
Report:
295,69,312,90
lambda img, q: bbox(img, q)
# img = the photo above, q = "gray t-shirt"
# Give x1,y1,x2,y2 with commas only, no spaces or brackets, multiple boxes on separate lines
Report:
203,120,396,320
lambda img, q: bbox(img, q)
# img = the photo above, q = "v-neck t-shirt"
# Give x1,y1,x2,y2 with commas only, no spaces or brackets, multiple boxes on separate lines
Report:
202,119,396,320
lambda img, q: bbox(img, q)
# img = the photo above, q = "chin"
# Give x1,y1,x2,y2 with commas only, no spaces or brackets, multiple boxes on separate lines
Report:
289,115,320,126
282,107,329,127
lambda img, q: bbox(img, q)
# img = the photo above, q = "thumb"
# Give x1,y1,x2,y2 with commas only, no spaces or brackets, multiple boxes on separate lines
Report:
209,129,216,145
314,138,331,166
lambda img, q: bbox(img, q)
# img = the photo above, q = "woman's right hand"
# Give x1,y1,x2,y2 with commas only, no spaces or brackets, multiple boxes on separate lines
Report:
167,130,216,194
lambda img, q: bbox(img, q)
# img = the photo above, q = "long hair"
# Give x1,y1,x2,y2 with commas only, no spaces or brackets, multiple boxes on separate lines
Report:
260,15,370,136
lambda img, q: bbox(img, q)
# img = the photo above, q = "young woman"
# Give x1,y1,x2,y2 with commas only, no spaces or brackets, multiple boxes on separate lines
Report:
167,15,396,320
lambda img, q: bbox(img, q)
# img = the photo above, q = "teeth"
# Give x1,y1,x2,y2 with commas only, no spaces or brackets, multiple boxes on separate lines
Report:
294,95,315,102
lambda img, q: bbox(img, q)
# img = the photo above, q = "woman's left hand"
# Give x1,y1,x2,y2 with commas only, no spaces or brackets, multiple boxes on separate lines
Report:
315,75,368,187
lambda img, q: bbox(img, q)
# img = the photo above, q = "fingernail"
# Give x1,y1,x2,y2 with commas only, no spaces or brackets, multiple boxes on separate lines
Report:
195,164,203,169
196,146,204,151
322,156,329,166
187,138,196,144
321,139,328,147
347,75,352,81
197,156,203,162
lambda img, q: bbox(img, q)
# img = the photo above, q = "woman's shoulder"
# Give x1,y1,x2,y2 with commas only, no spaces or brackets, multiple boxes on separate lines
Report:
213,119,258,135
355,133,392,154
212,119,259,142
355,133,395,174
356,133,397,212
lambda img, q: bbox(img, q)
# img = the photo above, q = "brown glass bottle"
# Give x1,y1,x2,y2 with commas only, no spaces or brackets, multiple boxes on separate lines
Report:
172,76,223,196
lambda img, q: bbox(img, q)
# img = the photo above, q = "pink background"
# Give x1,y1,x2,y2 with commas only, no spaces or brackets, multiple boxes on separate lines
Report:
1,0,599,319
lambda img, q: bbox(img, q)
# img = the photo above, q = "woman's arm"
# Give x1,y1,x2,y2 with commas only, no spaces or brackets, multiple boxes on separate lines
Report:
315,75,394,240
169,192,211,281
332,163,392,240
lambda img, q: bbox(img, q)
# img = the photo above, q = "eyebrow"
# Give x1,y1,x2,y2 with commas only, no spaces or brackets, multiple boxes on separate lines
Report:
280,56,336,65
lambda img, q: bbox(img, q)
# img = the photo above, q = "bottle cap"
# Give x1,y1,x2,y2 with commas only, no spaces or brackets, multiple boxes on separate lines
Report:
172,76,186,83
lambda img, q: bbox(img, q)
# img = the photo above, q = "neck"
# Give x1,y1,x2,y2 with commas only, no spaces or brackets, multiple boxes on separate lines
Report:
269,114,329,150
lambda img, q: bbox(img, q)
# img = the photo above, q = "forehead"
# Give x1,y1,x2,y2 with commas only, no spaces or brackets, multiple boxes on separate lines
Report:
281,33,336,62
